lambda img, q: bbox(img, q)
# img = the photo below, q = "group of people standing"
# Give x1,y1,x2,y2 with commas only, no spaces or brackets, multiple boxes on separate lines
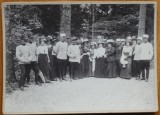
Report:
16,33,154,91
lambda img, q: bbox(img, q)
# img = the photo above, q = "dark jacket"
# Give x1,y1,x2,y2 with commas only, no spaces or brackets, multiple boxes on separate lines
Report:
115,45,122,59
105,47,116,62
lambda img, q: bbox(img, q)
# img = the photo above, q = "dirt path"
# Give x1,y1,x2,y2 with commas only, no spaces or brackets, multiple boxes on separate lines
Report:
3,69,158,114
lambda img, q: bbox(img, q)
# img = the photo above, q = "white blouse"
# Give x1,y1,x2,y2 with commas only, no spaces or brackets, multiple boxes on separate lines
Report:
122,46,132,56
94,47,105,58
36,45,48,55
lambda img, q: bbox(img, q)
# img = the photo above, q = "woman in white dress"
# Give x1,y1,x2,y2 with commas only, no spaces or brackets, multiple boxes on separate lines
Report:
37,38,51,83
120,39,133,79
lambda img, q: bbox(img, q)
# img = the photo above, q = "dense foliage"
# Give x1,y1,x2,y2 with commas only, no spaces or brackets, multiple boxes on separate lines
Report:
4,4,154,93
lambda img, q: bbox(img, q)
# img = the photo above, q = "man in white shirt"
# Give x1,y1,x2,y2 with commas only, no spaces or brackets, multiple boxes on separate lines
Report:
16,36,30,91
133,37,142,80
140,34,154,82
55,33,68,81
67,38,81,81
25,37,41,86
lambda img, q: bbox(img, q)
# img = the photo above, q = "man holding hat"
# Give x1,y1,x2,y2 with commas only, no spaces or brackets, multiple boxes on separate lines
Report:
133,37,142,80
140,34,153,82
24,36,42,86
55,33,68,81
16,36,30,91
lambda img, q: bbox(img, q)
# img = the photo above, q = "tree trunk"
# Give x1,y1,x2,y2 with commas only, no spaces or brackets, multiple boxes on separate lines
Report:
5,6,17,82
60,5,71,38
138,4,146,37
92,4,95,40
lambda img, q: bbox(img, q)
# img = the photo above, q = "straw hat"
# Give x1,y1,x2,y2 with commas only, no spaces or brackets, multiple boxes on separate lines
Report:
137,37,143,40
120,39,125,42
82,39,89,43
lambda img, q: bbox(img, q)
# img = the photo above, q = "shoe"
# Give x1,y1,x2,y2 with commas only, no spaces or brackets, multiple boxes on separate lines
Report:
136,77,140,80
46,80,51,83
62,78,67,81
59,79,62,82
73,78,78,80
19,87,24,91
27,82,31,85
70,78,72,82
36,82,42,86
145,79,148,82
23,84,29,87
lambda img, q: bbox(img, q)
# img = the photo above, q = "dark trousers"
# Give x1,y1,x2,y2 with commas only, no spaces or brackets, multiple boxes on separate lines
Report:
25,61,40,83
19,64,27,88
69,62,78,79
58,59,67,79
134,60,141,78
115,59,121,77
140,60,150,80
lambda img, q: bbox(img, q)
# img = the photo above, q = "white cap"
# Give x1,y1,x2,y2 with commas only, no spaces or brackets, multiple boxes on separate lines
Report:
107,39,115,43
60,33,66,37
116,38,121,42
137,37,143,40
132,36,136,39
143,34,149,38
120,39,125,42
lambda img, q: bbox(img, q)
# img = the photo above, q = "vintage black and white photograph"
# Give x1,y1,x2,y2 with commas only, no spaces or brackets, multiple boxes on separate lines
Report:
2,2,158,114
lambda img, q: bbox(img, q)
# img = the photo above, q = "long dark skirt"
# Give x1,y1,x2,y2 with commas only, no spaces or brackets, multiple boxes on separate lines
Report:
95,57,105,78
81,55,90,77
38,54,50,81
115,59,121,77
77,63,82,79
131,57,137,77
105,61,116,78
50,55,59,80
120,57,132,79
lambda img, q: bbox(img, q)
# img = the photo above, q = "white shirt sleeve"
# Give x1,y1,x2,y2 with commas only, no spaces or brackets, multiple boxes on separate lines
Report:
67,45,72,57
149,43,154,60
129,46,133,56
55,42,60,54
45,46,48,55
16,46,21,61
36,46,39,55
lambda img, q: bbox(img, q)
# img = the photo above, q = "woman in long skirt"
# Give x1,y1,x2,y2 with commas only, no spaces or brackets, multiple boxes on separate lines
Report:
89,42,96,77
37,38,51,83
115,39,123,77
94,42,105,78
81,39,90,78
49,38,59,81
120,38,133,79
104,41,116,78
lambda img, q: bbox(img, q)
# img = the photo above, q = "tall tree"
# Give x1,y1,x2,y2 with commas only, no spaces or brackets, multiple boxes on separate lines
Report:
138,4,146,37
60,5,71,38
